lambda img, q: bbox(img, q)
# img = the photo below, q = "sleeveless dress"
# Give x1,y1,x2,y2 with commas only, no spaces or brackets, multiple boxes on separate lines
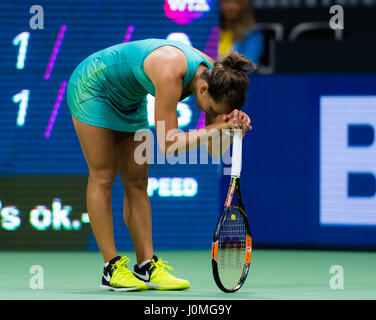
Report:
66,38,213,132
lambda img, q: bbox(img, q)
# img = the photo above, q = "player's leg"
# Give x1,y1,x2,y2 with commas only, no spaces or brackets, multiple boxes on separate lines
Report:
72,116,118,263
115,130,190,290
114,130,153,264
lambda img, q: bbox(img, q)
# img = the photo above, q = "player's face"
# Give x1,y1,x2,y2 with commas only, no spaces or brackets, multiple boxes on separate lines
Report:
196,88,232,117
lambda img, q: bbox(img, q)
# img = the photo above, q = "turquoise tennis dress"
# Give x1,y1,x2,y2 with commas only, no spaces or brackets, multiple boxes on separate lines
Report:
66,38,213,132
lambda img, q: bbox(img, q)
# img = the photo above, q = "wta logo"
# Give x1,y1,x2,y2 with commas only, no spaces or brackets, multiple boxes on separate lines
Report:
164,0,211,25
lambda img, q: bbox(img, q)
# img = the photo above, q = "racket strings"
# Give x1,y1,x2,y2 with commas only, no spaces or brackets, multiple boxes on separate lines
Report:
217,207,247,288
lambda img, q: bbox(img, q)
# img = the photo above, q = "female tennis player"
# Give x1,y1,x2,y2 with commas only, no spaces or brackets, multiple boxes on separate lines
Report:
67,38,254,291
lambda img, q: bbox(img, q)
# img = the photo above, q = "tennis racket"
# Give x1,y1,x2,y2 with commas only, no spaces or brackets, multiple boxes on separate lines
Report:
211,129,252,293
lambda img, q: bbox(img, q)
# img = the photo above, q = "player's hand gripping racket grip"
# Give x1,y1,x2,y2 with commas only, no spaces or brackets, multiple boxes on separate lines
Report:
230,130,242,178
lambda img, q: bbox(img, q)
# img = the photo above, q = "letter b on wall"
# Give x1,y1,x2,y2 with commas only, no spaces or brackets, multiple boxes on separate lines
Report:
320,96,376,225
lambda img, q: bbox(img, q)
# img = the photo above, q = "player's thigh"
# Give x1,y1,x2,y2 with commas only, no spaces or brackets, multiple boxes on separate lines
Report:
114,130,150,190
72,116,117,184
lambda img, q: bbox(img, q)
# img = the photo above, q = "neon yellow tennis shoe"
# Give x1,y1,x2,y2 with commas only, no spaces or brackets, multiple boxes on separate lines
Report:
100,256,147,291
133,255,190,290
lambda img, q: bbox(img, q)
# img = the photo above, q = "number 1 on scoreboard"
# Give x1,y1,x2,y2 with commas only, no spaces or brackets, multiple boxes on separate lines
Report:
12,31,30,70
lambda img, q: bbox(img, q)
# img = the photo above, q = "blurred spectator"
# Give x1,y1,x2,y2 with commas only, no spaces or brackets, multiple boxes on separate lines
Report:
219,0,264,65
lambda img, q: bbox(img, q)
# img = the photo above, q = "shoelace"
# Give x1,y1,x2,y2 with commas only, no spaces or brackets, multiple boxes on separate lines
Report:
112,256,134,280
150,258,173,275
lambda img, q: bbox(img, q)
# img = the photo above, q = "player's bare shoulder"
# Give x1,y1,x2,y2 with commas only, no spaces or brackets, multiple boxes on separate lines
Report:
143,46,187,85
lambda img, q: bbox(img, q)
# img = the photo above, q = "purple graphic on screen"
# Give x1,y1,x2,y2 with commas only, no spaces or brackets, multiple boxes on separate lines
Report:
44,25,67,80
196,111,206,129
196,26,219,129
203,26,219,60
164,0,211,25
123,25,134,43
44,81,67,138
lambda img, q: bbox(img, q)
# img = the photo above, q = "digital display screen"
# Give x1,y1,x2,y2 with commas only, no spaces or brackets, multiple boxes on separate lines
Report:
238,74,376,249
320,96,376,226
0,1,220,250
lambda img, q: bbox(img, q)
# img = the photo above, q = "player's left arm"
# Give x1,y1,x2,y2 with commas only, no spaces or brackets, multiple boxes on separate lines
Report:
205,109,252,158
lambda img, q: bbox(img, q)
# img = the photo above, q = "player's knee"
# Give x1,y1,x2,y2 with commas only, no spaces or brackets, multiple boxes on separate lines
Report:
124,172,149,192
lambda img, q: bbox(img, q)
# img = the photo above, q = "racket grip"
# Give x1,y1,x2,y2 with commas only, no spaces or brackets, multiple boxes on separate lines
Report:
231,129,242,178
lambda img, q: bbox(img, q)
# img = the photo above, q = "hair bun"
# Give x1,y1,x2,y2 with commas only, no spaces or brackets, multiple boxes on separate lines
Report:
220,50,257,74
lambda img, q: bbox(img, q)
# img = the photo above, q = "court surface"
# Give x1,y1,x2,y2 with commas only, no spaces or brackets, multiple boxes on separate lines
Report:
0,249,375,300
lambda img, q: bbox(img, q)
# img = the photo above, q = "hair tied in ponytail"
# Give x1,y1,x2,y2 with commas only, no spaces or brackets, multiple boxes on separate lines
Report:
221,50,257,74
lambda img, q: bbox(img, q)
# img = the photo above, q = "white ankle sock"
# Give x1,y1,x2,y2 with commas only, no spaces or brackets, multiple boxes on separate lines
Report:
138,259,152,269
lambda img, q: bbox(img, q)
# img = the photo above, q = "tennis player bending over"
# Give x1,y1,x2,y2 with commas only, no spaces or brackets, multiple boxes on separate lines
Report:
67,38,254,291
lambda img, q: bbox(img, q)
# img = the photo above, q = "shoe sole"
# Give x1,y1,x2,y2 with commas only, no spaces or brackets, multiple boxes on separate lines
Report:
100,284,145,292
145,282,190,290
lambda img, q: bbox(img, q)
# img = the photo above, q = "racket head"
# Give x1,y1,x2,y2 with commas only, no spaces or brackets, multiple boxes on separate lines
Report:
211,203,252,293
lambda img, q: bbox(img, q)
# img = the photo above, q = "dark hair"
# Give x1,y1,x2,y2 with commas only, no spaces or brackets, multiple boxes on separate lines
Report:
201,50,256,109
